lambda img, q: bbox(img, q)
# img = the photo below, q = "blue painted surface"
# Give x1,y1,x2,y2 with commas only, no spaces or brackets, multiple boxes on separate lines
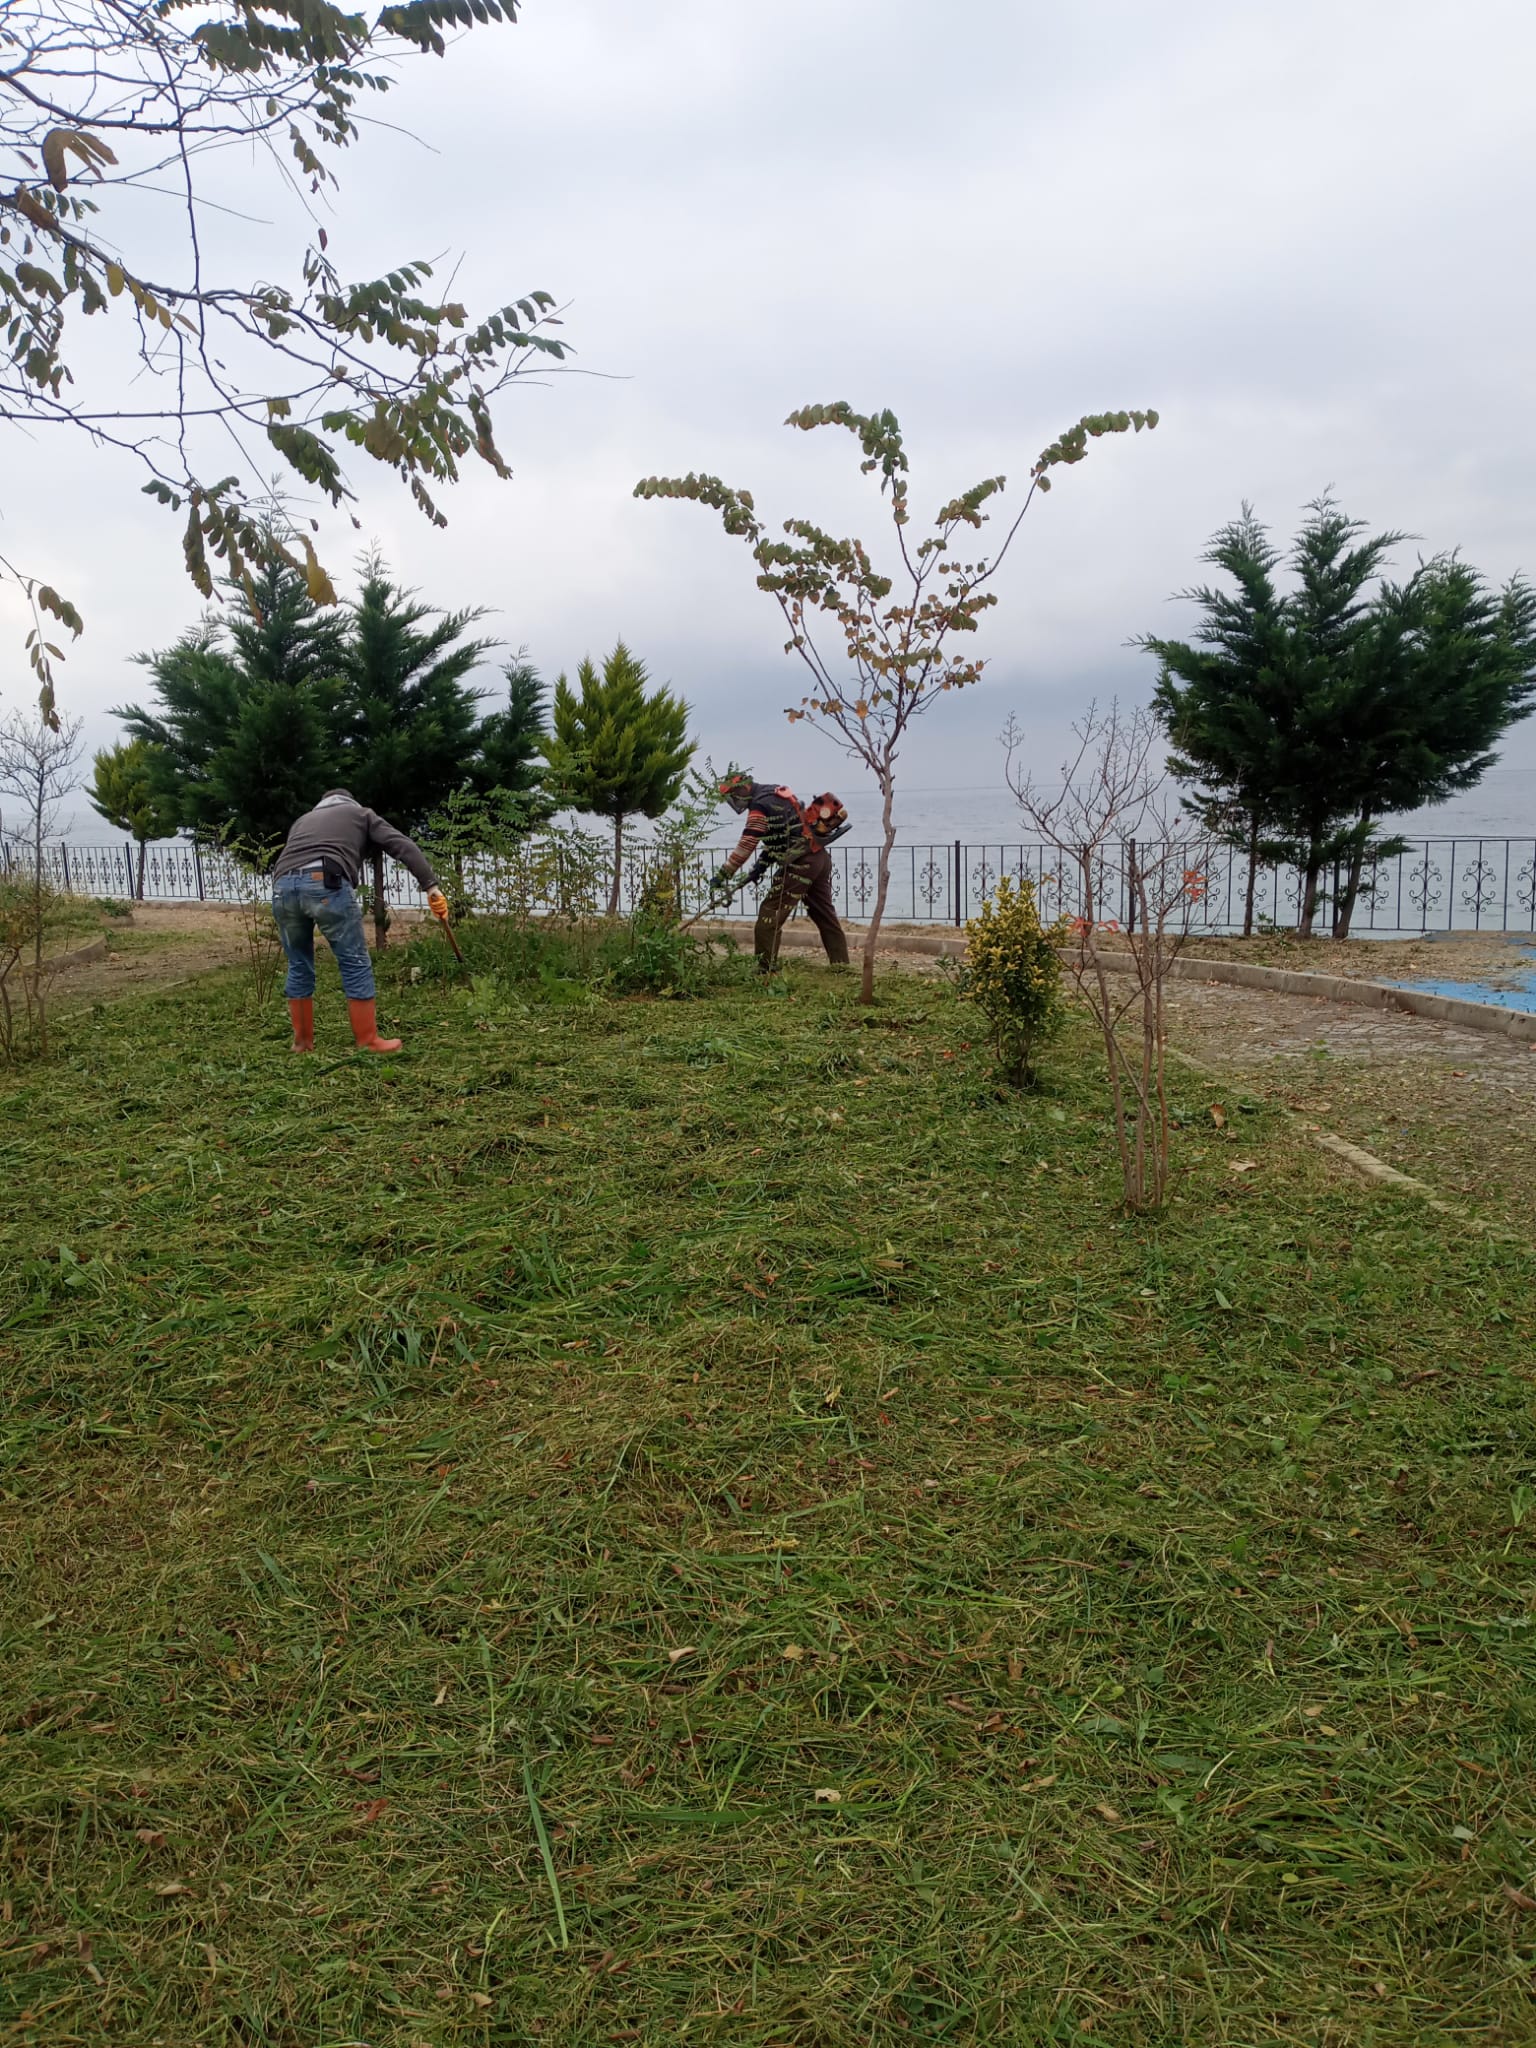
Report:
1390,966,1536,1014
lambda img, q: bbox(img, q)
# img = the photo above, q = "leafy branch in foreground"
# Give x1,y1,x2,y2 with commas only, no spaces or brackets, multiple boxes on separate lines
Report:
636,401,1157,1003
1,0,568,721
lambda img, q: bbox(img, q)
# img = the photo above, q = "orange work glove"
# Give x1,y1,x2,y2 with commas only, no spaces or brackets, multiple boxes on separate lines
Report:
427,888,450,920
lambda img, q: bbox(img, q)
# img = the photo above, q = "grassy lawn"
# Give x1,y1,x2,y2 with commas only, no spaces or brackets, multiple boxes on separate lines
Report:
2,941,1534,2046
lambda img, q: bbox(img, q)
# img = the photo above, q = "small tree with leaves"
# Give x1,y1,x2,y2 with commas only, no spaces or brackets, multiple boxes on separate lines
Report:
1,0,567,725
542,642,693,915
87,737,180,897
636,401,1158,1003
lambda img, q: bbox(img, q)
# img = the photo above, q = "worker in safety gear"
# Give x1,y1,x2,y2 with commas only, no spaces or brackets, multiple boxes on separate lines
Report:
711,769,849,972
272,789,448,1053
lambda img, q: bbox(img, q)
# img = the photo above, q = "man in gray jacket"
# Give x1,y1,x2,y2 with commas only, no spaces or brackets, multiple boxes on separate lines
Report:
272,789,447,1053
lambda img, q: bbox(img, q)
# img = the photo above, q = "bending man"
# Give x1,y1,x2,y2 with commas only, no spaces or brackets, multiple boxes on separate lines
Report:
713,770,849,972
272,788,448,1054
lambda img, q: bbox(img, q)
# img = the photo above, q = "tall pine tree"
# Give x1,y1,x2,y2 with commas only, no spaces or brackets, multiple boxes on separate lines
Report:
117,560,349,849
1146,498,1536,937
543,642,693,914
1141,508,1296,936
341,561,498,942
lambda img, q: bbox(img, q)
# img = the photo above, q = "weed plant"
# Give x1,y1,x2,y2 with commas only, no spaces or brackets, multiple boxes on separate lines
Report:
1,960,1534,2044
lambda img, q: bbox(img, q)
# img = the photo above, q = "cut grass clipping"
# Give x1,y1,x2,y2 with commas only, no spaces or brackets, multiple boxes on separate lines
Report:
1,950,1534,2046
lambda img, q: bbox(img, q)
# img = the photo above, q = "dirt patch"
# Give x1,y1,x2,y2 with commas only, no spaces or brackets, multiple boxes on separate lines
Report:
1161,976,1536,1231
1168,930,1536,986
46,917,249,1012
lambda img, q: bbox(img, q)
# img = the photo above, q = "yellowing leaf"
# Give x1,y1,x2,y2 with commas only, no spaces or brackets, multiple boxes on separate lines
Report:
300,537,338,607
106,262,125,297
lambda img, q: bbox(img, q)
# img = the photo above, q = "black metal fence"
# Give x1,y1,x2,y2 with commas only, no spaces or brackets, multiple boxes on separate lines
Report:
11,836,1536,935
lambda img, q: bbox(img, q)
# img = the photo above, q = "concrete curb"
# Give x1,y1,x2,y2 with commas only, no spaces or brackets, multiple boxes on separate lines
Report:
1147,951,1536,1045
723,922,1536,1044
37,935,108,976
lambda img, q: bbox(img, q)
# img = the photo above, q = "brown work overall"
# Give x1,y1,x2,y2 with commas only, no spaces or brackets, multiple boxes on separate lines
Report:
755,843,849,969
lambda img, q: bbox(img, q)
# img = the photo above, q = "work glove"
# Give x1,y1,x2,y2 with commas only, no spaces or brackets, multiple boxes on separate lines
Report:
427,888,450,920
709,864,736,902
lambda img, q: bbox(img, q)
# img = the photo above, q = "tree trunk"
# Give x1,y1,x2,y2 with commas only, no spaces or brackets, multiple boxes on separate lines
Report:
1298,839,1324,939
135,837,147,900
1242,808,1260,939
607,812,624,917
370,847,388,951
860,769,898,1005
1333,815,1370,940
31,767,44,972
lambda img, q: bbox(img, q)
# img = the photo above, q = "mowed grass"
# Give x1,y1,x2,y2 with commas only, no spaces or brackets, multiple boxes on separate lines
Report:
1,944,1534,2047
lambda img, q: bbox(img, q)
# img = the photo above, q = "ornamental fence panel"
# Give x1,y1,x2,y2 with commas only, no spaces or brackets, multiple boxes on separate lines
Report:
8,836,1536,936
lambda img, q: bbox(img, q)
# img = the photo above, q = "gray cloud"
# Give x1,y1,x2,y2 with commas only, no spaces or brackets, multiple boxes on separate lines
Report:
7,0,1535,838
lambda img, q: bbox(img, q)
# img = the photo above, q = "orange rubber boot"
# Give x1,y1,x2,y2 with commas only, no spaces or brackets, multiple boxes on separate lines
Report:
347,998,402,1054
288,997,315,1051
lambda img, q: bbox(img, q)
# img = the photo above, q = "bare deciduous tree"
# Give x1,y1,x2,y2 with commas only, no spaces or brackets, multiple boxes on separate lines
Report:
1006,701,1212,1211
0,708,83,965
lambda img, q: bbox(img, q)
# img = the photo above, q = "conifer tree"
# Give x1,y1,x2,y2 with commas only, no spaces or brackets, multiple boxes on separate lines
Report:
1146,498,1536,937
543,643,693,914
340,561,497,942
87,738,180,896
116,560,348,849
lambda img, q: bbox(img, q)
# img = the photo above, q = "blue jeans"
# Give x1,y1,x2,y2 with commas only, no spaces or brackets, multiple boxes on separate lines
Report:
272,868,375,1000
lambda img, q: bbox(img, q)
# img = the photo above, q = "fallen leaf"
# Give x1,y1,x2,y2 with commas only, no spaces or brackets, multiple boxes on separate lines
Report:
1229,1159,1258,1174
1094,1803,1121,1822
353,1798,388,1826
134,1828,166,1848
782,1644,807,1661
154,1881,191,1897
1209,1105,1227,1128
470,1991,493,2008
1503,1883,1536,1911
666,1646,696,1665
1026,1773,1059,1791
1008,1655,1024,1683
812,1788,842,1803
1301,1705,1324,1719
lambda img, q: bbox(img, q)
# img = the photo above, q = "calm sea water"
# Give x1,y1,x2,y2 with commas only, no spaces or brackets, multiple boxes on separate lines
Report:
47,774,1536,850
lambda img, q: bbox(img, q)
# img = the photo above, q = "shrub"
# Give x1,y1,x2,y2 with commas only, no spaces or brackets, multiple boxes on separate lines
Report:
956,875,1065,1085
602,910,711,998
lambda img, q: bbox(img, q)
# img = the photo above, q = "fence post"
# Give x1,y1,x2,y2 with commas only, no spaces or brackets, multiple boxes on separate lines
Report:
954,839,962,926
1125,838,1137,933
194,843,205,901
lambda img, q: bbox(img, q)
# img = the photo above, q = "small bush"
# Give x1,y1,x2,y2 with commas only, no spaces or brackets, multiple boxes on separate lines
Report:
956,875,1065,1085
602,909,711,998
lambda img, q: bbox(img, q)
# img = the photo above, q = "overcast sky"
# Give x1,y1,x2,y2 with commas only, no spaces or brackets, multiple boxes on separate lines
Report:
7,0,1536,837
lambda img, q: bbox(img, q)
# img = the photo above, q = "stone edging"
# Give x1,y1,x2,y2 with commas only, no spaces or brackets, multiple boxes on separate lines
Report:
711,922,1536,1043
37,935,108,976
